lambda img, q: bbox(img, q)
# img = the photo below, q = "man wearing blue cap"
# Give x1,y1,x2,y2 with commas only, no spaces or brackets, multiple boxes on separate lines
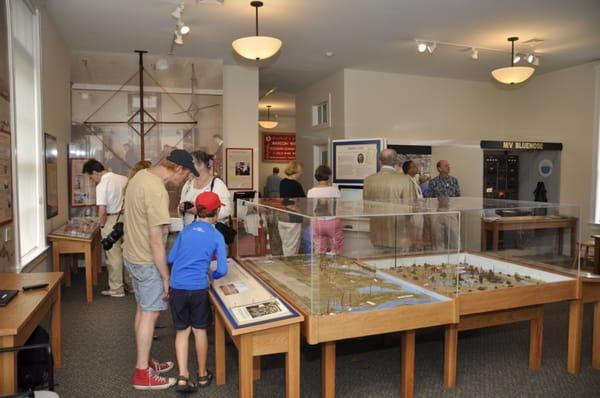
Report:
123,149,199,390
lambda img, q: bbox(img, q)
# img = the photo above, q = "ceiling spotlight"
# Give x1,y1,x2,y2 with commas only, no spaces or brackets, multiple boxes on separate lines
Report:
426,42,437,54
174,32,184,45
179,24,190,35
171,3,184,20
156,57,169,71
417,41,427,53
470,48,479,60
526,53,535,64
491,37,535,85
513,53,522,63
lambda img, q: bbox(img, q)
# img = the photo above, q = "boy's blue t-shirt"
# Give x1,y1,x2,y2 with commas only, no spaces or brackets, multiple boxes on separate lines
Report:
168,220,228,290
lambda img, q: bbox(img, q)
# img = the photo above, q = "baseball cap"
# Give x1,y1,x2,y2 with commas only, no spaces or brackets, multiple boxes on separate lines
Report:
195,192,225,213
167,149,200,177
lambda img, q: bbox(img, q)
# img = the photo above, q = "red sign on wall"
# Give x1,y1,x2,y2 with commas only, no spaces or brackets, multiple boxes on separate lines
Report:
263,133,296,161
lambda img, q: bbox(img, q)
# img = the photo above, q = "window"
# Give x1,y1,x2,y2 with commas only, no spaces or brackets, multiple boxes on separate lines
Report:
594,64,600,224
9,0,45,269
312,95,331,128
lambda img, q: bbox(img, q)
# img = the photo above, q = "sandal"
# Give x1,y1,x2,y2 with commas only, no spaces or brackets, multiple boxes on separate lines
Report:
198,370,213,388
175,375,198,393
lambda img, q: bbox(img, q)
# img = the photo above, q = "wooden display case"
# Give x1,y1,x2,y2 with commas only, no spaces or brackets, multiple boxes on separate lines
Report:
235,199,461,398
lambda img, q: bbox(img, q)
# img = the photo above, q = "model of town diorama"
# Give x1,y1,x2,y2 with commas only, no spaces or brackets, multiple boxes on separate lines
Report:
384,260,545,296
245,254,442,315
246,253,547,305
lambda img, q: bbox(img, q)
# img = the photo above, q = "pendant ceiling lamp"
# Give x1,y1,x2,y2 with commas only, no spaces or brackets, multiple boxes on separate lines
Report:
259,105,278,129
232,1,282,60
491,37,535,85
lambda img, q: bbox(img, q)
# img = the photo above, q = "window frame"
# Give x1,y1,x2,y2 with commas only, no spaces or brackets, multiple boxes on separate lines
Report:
7,0,47,271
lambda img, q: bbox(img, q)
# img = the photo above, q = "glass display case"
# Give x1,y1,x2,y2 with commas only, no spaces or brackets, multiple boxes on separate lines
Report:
363,197,579,315
235,198,459,344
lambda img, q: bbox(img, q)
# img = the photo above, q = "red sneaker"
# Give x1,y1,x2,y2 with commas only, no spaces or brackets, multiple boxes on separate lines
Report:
149,358,174,374
132,367,176,390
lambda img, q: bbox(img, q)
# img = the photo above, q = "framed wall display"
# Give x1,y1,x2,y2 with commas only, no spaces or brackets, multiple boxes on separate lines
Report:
0,128,12,225
226,148,253,190
45,133,59,218
387,144,432,177
263,133,296,162
69,157,96,207
332,138,385,185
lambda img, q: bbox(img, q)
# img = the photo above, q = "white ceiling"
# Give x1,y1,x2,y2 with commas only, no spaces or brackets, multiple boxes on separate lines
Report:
47,0,600,92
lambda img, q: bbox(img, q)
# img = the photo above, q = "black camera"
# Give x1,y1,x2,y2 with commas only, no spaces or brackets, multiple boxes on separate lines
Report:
181,201,194,214
101,221,124,251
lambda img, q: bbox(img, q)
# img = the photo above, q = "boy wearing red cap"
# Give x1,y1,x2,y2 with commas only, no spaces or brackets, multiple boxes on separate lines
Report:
167,192,228,392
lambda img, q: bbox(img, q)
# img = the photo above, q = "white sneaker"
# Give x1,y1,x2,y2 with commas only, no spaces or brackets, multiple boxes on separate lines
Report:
101,289,125,298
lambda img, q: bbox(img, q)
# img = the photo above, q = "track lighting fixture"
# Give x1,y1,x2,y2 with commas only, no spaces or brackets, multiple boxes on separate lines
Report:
470,48,479,60
174,32,184,45
179,24,190,35
513,53,522,64
416,40,436,54
171,3,184,20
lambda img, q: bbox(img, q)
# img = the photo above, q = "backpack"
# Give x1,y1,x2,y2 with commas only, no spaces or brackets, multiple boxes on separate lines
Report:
18,326,51,391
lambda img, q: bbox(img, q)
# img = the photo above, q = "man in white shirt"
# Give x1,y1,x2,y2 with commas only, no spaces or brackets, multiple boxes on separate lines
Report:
83,159,129,297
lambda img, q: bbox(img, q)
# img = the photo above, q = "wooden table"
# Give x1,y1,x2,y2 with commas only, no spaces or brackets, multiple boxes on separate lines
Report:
481,216,578,261
0,272,63,395
209,290,303,398
48,222,101,303
566,277,600,374
239,258,457,398
442,257,578,388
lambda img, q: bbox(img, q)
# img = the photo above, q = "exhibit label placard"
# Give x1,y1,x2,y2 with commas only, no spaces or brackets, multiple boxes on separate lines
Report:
210,258,297,328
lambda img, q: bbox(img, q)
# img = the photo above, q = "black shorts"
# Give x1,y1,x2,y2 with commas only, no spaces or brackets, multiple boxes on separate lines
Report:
169,288,211,330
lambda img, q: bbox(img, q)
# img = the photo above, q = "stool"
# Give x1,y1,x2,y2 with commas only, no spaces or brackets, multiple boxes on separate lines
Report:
580,239,595,268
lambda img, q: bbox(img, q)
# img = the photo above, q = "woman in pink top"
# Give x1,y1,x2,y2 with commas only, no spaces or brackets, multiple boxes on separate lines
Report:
306,165,343,254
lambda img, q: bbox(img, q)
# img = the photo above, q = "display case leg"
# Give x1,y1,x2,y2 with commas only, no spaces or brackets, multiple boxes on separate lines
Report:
84,247,94,303
285,324,300,398
321,341,336,398
568,299,584,374
401,330,415,398
444,324,458,388
215,314,226,385
592,302,600,369
253,357,261,380
529,306,544,369
239,334,254,398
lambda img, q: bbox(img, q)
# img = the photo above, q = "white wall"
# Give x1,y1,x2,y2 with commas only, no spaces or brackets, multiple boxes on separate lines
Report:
295,70,345,189
223,65,259,191
297,64,599,239
505,62,599,238
42,7,71,235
